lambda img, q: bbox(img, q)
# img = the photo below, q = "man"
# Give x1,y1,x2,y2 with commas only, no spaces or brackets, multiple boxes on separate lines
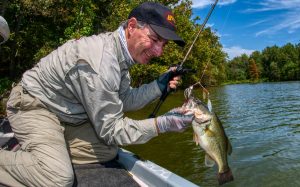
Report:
0,16,10,44
0,2,194,186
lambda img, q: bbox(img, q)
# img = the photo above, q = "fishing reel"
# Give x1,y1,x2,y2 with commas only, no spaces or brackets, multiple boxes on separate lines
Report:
156,64,195,101
149,64,196,118
172,64,196,76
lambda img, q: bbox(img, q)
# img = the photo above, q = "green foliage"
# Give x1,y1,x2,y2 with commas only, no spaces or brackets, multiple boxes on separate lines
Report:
0,77,13,115
62,0,96,41
226,54,249,81
1,0,227,88
2,0,299,89
226,43,300,82
130,64,168,87
1,0,113,79
0,77,13,94
269,61,280,81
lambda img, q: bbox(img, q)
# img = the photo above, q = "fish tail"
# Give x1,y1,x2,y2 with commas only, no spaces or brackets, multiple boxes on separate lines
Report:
217,168,234,185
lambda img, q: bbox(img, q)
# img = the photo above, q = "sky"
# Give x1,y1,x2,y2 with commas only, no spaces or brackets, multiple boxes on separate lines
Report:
191,0,300,59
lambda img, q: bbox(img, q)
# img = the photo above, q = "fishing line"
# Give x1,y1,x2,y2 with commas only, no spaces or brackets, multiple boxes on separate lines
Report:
191,0,233,94
149,0,219,117
186,0,234,110
180,0,219,66
221,1,233,32
189,0,220,95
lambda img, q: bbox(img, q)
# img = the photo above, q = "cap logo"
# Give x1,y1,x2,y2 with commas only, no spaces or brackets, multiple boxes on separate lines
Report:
165,12,175,26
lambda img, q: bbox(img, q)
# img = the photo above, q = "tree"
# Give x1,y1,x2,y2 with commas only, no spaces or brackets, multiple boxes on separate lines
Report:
0,0,113,80
269,61,280,81
0,0,227,92
250,51,263,78
248,58,259,81
282,61,297,80
226,54,249,81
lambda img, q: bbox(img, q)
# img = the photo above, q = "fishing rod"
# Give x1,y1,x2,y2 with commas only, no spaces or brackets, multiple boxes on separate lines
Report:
149,0,219,118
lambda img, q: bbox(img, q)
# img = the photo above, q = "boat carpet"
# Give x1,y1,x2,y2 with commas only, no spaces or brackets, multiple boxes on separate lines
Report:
72,160,140,187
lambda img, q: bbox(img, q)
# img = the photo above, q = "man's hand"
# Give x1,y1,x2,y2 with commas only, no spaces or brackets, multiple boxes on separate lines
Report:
156,66,181,94
168,67,181,89
155,108,194,133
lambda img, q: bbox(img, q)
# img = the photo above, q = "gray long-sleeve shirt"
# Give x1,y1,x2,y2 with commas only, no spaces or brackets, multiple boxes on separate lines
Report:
21,29,162,145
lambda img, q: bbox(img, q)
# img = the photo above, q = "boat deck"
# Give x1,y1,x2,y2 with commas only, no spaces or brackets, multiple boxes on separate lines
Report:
72,160,140,187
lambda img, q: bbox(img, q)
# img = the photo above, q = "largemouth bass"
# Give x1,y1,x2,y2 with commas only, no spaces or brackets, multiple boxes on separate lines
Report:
183,89,234,185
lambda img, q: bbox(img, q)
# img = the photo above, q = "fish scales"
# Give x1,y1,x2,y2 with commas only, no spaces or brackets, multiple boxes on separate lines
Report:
183,95,234,185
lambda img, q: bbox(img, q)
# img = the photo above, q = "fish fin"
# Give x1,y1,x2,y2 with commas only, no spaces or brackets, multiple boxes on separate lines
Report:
207,99,212,112
205,128,214,137
227,137,233,155
205,154,215,167
218,168,234,185
193,133,196,144
193,133,199,145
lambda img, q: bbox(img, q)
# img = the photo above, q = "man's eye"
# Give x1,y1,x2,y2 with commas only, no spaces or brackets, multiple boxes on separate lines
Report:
151,37,158,42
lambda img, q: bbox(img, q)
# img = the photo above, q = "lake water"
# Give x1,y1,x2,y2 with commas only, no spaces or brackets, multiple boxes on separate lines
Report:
125,81,300,187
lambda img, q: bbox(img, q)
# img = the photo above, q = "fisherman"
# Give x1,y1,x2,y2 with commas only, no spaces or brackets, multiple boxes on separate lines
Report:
0,2,194,186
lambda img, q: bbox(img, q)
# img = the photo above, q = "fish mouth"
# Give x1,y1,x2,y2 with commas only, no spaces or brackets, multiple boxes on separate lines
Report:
192,120,211,131
193,109,212,124
194,118,211,125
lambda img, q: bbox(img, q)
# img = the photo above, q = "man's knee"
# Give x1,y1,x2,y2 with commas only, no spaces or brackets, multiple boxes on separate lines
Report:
34,147,74,186
42,162,74,187
101,144,118,162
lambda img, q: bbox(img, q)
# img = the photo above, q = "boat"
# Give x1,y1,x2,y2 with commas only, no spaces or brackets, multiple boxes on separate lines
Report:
1,118,199,187
116,148,198,187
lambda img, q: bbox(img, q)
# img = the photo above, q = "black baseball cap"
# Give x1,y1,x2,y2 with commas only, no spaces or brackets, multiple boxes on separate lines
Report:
128,2,185,47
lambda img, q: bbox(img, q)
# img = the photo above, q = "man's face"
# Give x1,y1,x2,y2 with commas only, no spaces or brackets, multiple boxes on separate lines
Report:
126,19,168,64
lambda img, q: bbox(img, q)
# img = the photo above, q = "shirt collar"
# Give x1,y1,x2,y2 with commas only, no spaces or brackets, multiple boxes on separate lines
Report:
117,26,135,67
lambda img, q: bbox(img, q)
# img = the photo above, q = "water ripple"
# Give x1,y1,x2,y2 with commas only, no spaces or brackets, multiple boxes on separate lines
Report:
208,81,300,187
126,81,300,187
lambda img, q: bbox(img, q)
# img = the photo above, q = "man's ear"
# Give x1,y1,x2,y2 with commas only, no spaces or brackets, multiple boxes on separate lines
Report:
127,17,138,35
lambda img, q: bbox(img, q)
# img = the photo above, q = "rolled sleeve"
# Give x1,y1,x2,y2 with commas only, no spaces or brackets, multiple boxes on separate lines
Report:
113,117,158,145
